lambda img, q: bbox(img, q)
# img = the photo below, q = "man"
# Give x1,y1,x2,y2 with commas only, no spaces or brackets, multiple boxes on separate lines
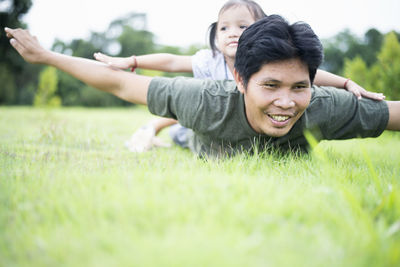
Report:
5,15,400,157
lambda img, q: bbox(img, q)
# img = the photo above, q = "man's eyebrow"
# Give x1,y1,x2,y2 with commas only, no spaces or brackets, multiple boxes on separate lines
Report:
256,78,281,83
255,79,310,85
295,80,310,85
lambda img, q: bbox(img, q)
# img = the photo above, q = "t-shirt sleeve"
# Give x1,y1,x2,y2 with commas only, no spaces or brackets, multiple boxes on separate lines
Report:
147,76,205,129
310,87,389,140
191,49,213,79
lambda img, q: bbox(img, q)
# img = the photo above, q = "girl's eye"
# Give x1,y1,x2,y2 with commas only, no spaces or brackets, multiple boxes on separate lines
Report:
240,25,248,29
220,26,227,31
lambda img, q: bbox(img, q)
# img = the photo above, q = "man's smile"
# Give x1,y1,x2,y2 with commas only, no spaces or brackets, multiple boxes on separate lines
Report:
267,114,291,122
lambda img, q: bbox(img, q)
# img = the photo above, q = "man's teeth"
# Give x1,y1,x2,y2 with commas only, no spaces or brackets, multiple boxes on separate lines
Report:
269,115,290,122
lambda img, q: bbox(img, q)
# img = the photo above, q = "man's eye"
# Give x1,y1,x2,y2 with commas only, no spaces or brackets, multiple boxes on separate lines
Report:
263,84,277,88
294,85,308,89
220,27,227,31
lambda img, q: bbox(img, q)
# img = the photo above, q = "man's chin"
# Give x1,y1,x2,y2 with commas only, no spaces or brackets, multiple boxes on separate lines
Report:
264,127,292,137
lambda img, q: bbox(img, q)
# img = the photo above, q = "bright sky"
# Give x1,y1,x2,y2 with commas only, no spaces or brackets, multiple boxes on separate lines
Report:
19,0,400,49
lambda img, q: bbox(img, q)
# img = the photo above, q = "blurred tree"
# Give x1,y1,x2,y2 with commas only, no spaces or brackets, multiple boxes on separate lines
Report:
321,28,389,75
376,32,400,100
117,25,155,56
0,0,36,105
0,0,31,59
0,64,16,103
321,30,360,74
344,32,400,99
343,56,372,90
34,66,61,107
363,28,384,65
53,13,158,106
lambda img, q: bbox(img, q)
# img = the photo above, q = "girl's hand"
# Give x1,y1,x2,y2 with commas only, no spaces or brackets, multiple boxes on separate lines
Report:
345,80,385,101
5,27,49,64
93,52,135,70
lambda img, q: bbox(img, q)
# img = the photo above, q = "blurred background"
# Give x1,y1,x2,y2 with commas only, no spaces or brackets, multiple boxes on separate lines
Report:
1,0,399,107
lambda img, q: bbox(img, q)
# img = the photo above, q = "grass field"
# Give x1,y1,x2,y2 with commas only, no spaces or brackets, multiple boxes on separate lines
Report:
1,106,400,267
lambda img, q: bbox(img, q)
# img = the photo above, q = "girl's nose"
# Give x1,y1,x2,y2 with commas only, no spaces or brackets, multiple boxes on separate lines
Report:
228,28,240,37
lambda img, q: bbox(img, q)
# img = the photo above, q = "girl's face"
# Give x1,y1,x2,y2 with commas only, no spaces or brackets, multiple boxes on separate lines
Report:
216,6,256,59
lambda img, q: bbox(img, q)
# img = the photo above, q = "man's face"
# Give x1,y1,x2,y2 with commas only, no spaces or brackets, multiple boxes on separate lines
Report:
235,58,312,137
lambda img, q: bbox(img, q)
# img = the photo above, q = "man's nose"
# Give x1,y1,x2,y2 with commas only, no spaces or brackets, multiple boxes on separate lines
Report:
273,90,295,109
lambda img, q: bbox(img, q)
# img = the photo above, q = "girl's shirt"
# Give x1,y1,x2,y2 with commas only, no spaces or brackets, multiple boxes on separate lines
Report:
191,49,234,80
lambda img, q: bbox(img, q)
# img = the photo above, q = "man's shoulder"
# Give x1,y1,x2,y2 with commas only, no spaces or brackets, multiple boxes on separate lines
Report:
311,85,336,99
203,79,238,96
150,76,238,95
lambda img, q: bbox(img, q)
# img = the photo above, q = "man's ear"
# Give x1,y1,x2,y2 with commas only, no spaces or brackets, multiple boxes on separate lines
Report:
233,68,246,94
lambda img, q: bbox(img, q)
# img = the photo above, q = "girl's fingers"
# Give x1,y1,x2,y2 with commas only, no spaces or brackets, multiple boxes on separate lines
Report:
348,88,361,99
361,91,385,101
4,27,15,38
94,53,106,62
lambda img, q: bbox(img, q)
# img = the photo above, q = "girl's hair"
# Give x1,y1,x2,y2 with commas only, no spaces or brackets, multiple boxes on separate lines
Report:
208,0,267,55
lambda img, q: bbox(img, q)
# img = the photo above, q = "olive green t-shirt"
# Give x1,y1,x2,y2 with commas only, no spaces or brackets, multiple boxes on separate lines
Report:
147,77,389,157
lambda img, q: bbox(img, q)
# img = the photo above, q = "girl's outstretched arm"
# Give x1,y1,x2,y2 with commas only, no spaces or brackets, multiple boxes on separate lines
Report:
5,27,151,105
314,69,385,100
94,52,193,73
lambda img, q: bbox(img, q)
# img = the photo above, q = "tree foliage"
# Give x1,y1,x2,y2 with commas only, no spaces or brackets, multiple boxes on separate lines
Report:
0,0,32,62
34,66,61,107
0,0,38,105
321,28,385,74
377,32,400,99
344,32,400,99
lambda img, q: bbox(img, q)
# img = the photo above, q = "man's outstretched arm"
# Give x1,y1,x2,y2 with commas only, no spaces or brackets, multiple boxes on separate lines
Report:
387,101,400,131
5,27,151,105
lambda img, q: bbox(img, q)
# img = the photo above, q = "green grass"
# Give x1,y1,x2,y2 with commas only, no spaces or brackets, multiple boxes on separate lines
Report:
1,106,400,267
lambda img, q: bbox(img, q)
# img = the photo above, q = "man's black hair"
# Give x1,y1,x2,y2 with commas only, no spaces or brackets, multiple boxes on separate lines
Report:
234,15,324,88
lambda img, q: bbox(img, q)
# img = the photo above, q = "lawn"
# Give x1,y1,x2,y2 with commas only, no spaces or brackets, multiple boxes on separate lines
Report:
1,106,399,267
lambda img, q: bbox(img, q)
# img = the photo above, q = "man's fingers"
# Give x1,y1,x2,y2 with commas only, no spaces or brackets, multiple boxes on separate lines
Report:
4,27,14,38
5,28,29,58
9,38,25,55
5,30,13,38
5,28,27,44
7,28,36,48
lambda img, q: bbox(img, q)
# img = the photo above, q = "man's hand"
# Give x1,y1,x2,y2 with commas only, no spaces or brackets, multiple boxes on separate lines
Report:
4,27,49,64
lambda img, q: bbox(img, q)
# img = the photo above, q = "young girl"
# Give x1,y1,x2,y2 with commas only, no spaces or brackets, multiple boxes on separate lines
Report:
94,0,384,152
